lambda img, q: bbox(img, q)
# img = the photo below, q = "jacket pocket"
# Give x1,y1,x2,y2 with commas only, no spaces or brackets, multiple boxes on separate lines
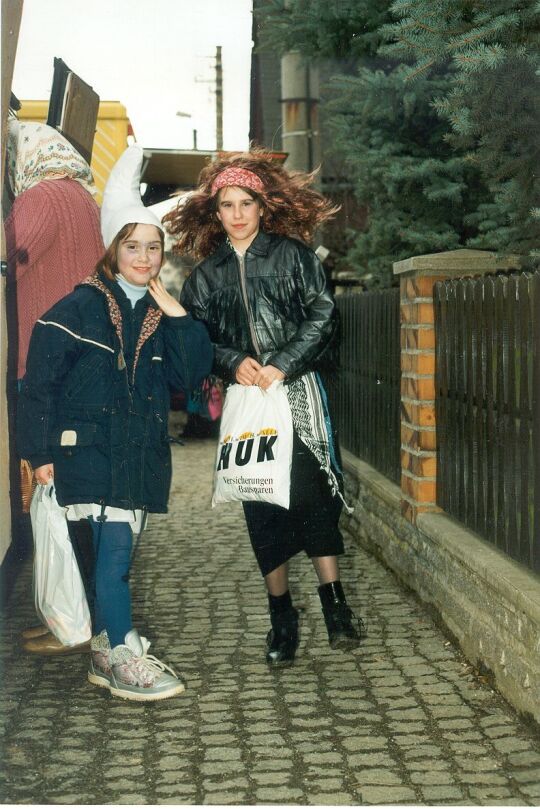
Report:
50,422,106,449
51,422,111,501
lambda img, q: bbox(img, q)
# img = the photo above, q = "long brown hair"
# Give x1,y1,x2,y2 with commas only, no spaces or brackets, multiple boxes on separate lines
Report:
163,151,340,260
96,223,165,280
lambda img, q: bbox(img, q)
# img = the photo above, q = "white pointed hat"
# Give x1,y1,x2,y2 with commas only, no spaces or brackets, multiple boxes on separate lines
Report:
100,144,163,248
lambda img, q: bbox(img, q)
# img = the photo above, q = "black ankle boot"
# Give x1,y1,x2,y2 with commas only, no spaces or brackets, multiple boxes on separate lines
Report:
318,581,365,650
266,603,299,667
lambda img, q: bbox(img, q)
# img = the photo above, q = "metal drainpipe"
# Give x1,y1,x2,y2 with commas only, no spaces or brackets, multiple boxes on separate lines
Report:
280,50,320,183
216,45,223,151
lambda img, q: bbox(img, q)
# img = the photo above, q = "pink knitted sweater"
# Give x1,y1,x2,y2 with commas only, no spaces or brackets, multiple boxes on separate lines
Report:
5,178,104,378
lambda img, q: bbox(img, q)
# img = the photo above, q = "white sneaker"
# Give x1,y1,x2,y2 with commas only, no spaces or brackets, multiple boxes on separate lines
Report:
109,629,185,701
87,630,112,689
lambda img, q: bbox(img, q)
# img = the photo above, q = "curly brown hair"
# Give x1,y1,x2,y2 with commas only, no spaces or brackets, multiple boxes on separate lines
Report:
163,151,340,259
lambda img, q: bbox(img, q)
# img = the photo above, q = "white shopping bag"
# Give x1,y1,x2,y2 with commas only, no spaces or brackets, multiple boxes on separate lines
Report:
212,381,293,509
30,484,91,646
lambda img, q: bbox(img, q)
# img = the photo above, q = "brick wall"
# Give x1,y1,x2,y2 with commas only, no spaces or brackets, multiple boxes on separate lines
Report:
393,249,521,524
341,450,540,723
399,275,438,522
339,248,538,723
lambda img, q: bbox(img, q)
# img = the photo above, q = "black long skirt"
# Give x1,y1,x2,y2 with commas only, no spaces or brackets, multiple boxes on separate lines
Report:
242,430,344,576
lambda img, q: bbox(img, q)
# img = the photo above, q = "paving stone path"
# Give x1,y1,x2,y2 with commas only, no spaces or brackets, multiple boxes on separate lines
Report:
1,438,539,805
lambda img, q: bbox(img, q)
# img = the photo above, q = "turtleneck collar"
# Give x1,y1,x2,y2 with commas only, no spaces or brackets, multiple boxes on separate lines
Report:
115,274,148,308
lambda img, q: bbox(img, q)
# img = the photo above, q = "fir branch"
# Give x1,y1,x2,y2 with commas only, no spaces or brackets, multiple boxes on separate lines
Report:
393,36,437,55
453,44,505,72
447,13,520,51
404,59,437,81
389,0,416,19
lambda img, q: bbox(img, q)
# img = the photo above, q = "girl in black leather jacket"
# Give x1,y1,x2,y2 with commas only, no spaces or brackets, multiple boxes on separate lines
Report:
166,153,366,666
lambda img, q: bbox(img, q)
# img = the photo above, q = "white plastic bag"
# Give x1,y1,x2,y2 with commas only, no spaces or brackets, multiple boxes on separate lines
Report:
212,381,293,509
30,484,91,645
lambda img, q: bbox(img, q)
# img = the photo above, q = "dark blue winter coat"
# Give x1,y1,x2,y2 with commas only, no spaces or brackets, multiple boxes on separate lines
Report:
17,272,213,513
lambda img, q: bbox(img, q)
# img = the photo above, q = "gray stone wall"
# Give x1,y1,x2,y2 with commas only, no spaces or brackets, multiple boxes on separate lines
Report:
341,450,540,723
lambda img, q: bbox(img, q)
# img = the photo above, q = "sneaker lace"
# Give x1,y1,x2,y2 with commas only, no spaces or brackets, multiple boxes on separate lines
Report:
133,637,178,679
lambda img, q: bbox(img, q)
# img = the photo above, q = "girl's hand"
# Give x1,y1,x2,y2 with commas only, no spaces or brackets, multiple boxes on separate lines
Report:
236,356,262,385
148,276,187,317
252,365,285,390
35,463,54,484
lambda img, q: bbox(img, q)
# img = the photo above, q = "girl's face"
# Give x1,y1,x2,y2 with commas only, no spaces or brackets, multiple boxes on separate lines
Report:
117,224,163,286
216,186,262,251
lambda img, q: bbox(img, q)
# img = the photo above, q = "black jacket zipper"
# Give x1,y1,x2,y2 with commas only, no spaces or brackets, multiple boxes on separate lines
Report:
236,252,262,358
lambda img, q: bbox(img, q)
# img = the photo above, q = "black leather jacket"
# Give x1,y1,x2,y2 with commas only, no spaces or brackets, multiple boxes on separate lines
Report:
180,232,337,383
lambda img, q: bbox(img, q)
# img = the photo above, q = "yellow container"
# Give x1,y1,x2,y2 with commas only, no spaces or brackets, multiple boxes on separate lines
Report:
18,100,131,204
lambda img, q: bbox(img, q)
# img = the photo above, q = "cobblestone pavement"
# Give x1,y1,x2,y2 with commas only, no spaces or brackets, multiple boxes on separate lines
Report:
1,438,539,806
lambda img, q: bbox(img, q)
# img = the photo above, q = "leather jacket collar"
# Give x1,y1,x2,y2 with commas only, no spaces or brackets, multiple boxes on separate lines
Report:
213,230,273,266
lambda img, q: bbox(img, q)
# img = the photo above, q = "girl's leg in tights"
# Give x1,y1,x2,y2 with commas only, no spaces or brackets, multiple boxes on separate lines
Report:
89,519,133,648
311,555,340,585
264,562,289,596
265,556,341,596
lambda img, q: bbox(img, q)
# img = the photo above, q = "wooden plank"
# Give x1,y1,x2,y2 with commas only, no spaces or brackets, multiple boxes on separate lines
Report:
464,279,475,528
484,277,497,543
1,0,24,564
473,278,486,535
517,274,531,565
533,272,540,572
495,277,507,551
58,72,100,164
1,0,23,197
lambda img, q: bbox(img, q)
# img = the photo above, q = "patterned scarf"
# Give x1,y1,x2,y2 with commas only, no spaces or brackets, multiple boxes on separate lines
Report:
286,371,352,513
81,274,162,385
7,120,96,197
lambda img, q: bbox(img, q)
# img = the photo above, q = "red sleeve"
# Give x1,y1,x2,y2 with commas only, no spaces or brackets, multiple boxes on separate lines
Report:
5,187,59,280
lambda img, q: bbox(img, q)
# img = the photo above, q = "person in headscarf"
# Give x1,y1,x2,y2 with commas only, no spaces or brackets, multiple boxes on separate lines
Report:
165,152,366,668
5,121,105,656
5,120,104,380
17,145,213,701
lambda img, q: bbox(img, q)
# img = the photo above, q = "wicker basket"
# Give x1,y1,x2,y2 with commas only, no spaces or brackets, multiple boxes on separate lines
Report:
20,459,36,513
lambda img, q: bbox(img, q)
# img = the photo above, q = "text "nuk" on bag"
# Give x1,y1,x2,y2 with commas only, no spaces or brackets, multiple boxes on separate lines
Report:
217,434,278,471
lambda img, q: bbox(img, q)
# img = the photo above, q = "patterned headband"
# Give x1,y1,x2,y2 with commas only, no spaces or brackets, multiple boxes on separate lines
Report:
211,167,264,196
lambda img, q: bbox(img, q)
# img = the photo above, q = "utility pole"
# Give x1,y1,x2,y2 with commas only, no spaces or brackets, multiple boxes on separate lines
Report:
215,45,223,151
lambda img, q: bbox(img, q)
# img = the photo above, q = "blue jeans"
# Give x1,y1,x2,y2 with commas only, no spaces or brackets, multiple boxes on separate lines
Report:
89,519,133,648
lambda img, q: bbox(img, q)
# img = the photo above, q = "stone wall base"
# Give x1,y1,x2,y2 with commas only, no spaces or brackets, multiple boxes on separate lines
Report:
341,449,540,724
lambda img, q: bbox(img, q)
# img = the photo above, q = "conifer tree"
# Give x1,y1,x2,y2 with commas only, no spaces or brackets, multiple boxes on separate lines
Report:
256,0,390,60
256,0,540,283
326,65,486,285
256,0,488,285
381,0,540,258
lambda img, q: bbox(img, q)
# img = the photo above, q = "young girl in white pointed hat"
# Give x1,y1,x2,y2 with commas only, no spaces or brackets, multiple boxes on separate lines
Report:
17,145,213,700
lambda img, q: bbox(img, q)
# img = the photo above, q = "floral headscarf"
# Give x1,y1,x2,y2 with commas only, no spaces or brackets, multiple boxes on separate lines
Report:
6,120,97,198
